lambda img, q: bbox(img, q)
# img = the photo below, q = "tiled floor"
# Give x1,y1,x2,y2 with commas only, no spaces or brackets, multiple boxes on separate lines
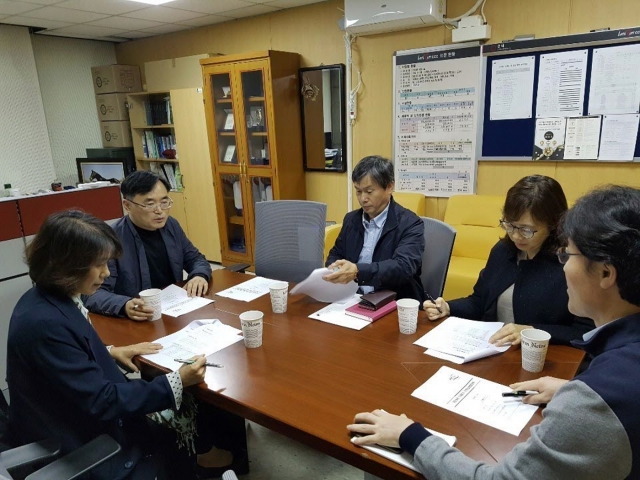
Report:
240,422,363,480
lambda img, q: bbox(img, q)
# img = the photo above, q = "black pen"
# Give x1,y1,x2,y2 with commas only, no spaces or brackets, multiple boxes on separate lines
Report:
174,358,224,368
426,293,443,314
502,390,538,397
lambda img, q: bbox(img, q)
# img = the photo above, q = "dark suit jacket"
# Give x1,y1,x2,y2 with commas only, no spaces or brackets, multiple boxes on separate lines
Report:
85,215,211,316
8,287,175,480
326,197,425,302
448,240,595,345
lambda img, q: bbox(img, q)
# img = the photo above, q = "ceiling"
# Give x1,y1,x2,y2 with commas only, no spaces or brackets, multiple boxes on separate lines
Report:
0,0,327,42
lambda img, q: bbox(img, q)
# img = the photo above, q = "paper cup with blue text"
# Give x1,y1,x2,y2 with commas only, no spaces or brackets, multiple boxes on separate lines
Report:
269,281,289,314
139,288,162,321
396,298,420,334
240,310,264,348
520,328,551,373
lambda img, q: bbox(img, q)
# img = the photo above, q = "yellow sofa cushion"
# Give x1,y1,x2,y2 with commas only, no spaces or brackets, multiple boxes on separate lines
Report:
324,223,342,262
443,256,486,300
393,192,426,217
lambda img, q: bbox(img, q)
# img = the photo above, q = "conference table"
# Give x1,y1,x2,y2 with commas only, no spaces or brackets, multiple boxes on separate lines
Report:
91,270,585,480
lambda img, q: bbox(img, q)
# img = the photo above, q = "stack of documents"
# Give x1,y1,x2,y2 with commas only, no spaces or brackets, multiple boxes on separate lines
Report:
161,284,214,317
413,317,510,364
215,276,282,302
412,366,538,436
141,319,243,371
308,294,370,330
290,268,359,303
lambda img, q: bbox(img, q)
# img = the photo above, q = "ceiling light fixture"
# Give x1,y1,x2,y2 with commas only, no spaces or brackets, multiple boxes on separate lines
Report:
127,0,177,5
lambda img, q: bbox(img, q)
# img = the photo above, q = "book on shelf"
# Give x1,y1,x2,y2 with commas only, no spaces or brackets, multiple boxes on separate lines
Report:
223,145,236,163
142,131,177,159
161,163,177,190
345,300,397,322
223,109,234,130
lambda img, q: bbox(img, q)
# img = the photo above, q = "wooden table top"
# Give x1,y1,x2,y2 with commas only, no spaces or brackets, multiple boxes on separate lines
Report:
91,270,585,480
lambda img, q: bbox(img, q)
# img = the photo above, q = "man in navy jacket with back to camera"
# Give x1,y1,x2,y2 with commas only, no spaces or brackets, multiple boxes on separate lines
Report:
324,155,425,303
85,170,211,320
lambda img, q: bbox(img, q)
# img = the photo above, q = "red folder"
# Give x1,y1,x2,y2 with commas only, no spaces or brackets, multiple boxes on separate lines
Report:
345,300,397,322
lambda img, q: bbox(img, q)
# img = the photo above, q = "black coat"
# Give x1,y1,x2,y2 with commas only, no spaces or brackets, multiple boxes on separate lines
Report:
449,240,594,345
326,197,425,303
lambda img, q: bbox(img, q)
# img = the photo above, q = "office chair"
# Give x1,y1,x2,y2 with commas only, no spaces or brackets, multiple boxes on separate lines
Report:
0,394,120,480
253,200,327,283
420,217,456,300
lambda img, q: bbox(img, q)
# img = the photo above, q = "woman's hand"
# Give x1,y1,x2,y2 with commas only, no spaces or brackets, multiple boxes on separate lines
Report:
510,376,569,404
323,260,358,284
489,324,531,346
178,355,206,387
422,297,450,321
347,410,415,448
184,276,209,297
124,299,155,322
109,342,162,372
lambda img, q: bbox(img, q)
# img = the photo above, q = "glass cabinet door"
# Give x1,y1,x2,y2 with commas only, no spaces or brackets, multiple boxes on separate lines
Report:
240,67,270,169
210,72,239,166
218,173,248,256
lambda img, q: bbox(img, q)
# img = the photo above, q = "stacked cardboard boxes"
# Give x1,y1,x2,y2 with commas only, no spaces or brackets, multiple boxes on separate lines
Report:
91,65,142,148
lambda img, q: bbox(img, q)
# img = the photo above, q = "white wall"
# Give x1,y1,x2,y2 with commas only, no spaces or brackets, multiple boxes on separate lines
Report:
32,35,117,187
0,26,55,193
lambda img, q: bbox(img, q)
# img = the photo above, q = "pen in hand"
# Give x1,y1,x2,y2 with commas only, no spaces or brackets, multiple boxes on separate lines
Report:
174,358,224,368
502,390,539,397
426,293,443,314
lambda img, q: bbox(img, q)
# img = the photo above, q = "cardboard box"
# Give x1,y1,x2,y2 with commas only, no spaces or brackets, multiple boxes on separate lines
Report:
91,65,142,94
100,121,133,148
96,93,129,121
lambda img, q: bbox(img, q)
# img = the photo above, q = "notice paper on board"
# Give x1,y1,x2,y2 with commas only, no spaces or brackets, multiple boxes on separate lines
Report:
533,117,566,160
564,116,602,160
598,114,640,161
412,366,538,436
490,56,535,121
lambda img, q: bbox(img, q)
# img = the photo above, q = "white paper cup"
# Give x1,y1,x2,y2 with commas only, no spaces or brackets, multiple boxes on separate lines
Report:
269,281,289,313
240,310,264,348
139,288,162,321
520,328,551,373
397,298,420,334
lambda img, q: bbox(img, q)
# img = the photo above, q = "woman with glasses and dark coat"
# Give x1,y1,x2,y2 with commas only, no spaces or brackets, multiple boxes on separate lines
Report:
424,175,594,346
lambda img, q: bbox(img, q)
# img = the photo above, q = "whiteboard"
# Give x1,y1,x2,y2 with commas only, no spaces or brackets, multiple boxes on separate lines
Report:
393,43,482,197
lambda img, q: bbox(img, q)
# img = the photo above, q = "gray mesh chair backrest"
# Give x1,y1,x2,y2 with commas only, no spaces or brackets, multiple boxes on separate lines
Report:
254,201,327,283
420,217,456,299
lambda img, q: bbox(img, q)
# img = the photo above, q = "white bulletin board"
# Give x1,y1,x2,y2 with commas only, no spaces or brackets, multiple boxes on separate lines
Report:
393,43,482,197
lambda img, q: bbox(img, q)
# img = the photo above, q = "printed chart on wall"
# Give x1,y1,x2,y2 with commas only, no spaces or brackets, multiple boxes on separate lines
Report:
393,44,481,197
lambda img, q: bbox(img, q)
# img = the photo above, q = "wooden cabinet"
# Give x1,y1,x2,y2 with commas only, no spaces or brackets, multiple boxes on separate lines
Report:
201,51,306,266
127,89,222,262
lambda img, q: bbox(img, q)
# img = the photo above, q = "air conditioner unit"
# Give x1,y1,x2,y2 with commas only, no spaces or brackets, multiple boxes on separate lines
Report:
344,0,446,36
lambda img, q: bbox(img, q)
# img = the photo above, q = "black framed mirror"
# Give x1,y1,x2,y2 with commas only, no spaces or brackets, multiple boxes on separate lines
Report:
299,64,346,172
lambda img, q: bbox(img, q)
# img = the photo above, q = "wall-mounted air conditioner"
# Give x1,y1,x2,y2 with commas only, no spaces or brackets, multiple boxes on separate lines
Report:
343,0,446,36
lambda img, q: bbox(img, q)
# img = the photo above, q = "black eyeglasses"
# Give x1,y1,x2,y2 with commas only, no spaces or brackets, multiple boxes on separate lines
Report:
127,198,173,211
556,247,583,264
499,219,538,239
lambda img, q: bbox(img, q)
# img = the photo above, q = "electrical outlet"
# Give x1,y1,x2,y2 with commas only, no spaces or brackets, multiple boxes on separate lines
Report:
349,92,357,121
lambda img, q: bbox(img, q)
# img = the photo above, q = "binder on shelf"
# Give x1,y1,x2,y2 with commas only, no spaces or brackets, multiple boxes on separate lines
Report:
345,301,397,322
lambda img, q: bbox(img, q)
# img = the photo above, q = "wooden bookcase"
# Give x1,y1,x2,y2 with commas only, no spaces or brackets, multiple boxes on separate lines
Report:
201,51,306,266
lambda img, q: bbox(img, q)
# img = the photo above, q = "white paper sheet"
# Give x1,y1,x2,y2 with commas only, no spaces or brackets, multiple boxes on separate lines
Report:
215,276,280,302
308,295,369,330
589,44,640,115
360,428,456,473
533,117,567,160
141,319,243,371
490,56,535,120
413,317,509,364
564,116,602,160
598,114,640,161
412,366,538,436
160,284,214,317
536,50,588,118
290,267,359,303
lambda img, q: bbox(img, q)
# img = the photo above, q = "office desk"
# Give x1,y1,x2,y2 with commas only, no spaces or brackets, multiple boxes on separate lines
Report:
92,270,585,480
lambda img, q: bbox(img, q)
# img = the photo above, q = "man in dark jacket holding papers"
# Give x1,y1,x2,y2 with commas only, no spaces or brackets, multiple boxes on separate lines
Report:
324,155,425,303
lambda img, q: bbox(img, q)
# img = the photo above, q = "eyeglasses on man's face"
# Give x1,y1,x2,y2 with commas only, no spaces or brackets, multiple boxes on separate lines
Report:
499,219,538,239
556,246,583,264
127,198,173,211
